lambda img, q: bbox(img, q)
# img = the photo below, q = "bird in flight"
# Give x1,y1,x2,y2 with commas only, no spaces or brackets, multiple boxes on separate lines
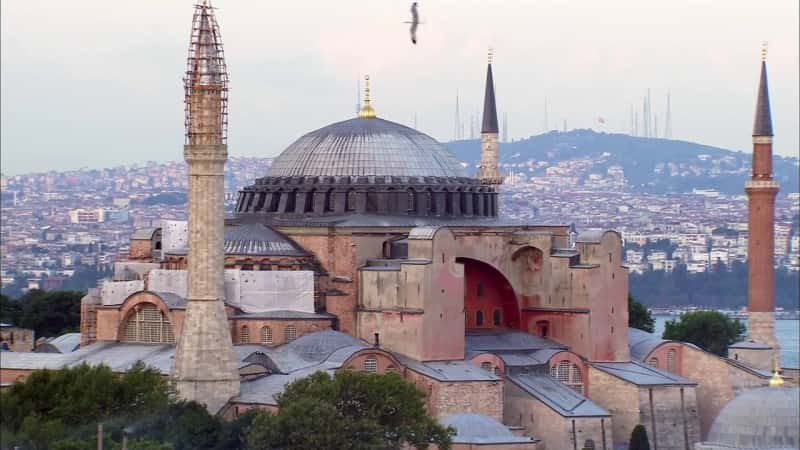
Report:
409,2,419,44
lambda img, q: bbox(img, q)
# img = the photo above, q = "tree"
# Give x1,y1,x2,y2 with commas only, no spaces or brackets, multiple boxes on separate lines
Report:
629,424,650,450
16,289,83,337
0,294,22,324
247,370,454,450
662,310,746,356
628,295,654,333
0,362,174,433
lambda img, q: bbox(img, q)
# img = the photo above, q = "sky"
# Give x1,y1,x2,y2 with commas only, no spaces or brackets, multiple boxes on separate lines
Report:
1,0,798,175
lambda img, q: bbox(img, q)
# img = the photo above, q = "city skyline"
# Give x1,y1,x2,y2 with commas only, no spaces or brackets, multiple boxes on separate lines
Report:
1,0,799,175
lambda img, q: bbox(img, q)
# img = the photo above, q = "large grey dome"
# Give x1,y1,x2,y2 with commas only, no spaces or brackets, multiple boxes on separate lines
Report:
267,117,466,178
704,387,799,449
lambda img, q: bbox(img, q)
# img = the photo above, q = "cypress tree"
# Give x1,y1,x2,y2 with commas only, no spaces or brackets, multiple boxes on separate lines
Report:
629,424,651,450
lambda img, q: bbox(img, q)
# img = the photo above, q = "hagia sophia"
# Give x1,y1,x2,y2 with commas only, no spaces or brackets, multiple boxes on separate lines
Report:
1,2,797,450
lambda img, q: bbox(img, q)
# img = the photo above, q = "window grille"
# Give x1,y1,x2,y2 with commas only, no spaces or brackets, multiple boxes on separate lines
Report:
364,357,378,374
261,326,273,345
240,325,250,344
481,362,493,372
285,325,297,342
649,357,659,368
551,361,583,394
667,349,676,372
121,303,174,344
475,310,484,327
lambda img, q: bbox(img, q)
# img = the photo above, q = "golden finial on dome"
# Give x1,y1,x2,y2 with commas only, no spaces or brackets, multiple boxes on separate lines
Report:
488,48,494,65
761,41,768,62
358,74,376,119
769,353,784,387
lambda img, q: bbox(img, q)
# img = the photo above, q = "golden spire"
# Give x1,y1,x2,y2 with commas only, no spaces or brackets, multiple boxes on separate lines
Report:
358,74,376,119
488,47,494,65
761,41,768,62
769,353,784,387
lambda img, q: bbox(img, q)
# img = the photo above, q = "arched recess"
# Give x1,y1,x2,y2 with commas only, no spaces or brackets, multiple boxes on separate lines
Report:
120,302,175,344
511,246,545,290
456,257,521,330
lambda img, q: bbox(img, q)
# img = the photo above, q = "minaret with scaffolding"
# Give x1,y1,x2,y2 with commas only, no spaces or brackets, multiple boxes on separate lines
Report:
171,0,240,414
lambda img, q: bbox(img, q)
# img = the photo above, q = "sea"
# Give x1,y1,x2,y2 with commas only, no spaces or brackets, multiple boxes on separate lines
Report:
653,316,800,369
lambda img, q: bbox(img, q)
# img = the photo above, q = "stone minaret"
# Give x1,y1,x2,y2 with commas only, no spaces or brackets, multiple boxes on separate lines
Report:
745,46,780,354
477,49,503,185
171,0,239,413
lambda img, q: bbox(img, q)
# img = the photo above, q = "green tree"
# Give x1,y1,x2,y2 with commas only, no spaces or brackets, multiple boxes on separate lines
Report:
629,424,650,450
628,294,655,333
662,310,746,356
0,293,22,324
247,371,454,450
0,362,174,433
16,289,83,337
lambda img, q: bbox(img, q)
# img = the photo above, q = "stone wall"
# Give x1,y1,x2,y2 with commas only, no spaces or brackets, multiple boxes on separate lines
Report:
586,366,642,446
404,369,503,420
0,327,34,352
504,380,612,450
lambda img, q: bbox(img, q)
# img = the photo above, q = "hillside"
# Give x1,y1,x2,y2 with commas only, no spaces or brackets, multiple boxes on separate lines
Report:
446,129,799,194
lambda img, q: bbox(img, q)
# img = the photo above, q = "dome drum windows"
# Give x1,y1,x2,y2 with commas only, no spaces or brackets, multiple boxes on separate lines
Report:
235,180,499,219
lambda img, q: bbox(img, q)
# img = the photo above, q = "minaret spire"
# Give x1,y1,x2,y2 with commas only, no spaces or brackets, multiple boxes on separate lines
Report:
477,48,502,190
753,43,773,137
172,0,240,413
481,48,499,134
743,43,780,370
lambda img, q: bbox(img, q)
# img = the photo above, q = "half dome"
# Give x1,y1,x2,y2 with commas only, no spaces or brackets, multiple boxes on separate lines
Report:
267,117,466,178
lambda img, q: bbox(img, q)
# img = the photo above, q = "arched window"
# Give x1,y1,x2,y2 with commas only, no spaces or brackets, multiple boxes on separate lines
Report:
365,190,378,213
445,191,453,215
494,366,502,377
667,349,676,372
407,189,416,212
493,309,502,326
285,189,298,213
551,360,583,394
345,190,357,212
427,190,436,214
649,357,659,368
261,326,273,345
475,310,484,327
324,189,334,212
122,303,174,344
304,189,316,213
240,325,250,344
481,362,492,372
268,191,281,212
364,356,378,374
285,325,297,342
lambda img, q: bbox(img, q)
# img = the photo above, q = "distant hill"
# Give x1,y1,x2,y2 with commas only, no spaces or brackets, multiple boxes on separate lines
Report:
446,129,799,195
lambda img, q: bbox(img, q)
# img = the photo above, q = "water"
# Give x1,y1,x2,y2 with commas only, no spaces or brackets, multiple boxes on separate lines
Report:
653,316,799,368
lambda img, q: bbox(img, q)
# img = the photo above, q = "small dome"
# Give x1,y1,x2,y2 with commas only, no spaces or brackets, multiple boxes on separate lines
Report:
705,386,799,448
267,117,466,178
440,413,533,444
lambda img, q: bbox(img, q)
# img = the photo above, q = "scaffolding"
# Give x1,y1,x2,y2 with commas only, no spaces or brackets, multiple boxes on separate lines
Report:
184,1,228,145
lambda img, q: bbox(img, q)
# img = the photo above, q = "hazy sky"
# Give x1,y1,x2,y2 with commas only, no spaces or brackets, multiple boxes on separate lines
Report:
2,0,798,175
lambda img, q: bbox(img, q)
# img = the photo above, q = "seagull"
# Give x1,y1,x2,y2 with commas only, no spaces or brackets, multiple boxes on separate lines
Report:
409,2,419,44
